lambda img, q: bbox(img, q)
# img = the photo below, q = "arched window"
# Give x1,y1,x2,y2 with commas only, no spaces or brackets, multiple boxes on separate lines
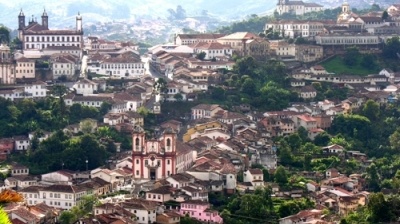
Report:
166,138,171,147
135,137,140,150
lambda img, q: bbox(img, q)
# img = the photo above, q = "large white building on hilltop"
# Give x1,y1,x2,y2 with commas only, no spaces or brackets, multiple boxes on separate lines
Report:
18,9,83,51
276,0,323,15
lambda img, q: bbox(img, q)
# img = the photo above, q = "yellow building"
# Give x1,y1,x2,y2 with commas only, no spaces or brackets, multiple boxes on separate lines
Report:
183,120,227,142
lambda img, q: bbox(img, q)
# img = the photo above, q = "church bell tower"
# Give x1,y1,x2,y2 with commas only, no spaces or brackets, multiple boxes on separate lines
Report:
18,9,25,41
41,9,49,30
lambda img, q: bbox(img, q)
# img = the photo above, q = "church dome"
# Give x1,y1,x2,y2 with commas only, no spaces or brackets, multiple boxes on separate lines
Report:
0,44,10,51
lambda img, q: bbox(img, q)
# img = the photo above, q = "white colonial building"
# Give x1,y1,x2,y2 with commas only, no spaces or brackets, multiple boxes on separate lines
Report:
20,185,87,210
51,54,79,79
14,136,30,151
175,34,226,46
87,53,145,78
315,34,381,46
18,9,83,50
191,42,233,60
276,0,323,15
265,20,325,38
72,78,106,95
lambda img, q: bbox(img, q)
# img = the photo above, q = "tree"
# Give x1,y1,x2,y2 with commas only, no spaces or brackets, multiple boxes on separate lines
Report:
99,102,112,115
275,166,288,185
294,37,308,45
137,106,150,118
361,54,377,70
278,200,313,218
330,114,371,142
278,141,294,166
383,37,400,59
371,3,380,11
286,133,302,151
314,132,331,146
51,84,69,118
211,87,226,101
241,78,257,96
80,119,95,134
59,211,76,224
69,104,83,124
174,93,183,101
343,46,360,67
382,11,389,20
233,56,258,78
0,26,10,44
368,193,390,222
362,100,380,121
366,163,380,191
153,78,168,94
180,215,202,224
196,52,206,60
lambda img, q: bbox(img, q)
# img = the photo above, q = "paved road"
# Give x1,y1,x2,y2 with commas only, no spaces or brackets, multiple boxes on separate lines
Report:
141,56,168,80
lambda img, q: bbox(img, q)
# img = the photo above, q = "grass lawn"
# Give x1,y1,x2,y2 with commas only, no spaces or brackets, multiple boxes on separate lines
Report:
321,56,380,76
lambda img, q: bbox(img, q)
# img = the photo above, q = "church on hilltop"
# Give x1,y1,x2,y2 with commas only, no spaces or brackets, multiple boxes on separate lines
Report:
18,9,83,51
276,0,323,15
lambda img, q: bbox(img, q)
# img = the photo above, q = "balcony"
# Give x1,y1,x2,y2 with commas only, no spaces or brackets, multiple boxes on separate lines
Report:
145,162,160,168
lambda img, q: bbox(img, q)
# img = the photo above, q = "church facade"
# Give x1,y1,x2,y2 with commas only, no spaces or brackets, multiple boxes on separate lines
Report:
276,0,323,15
0,44,16,84
132,126,194,181
18,9,83,51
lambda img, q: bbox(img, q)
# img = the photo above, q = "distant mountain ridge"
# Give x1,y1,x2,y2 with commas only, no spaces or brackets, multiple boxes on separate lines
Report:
0,0,397,30
0,0,276,29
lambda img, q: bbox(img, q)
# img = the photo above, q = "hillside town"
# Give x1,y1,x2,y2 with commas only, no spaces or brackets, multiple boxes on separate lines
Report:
0,1,400,224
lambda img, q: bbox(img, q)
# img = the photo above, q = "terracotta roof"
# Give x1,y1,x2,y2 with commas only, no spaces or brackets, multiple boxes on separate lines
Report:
19,186,43,193
168,173,193,182
147,185,174,194
45,45,81,50
248,168,263,175
358,16,383,23
297,114,316,122
177,33,226,40
300,85,317,93
122,198,158,210
191,42,232,50
182,186,201,193
42,184,85,193
16,57,34,63
182,200,209,205
220,163,237,174
218,32,258,40
10,207,38,223
312,65,325,70
159,211,181,218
